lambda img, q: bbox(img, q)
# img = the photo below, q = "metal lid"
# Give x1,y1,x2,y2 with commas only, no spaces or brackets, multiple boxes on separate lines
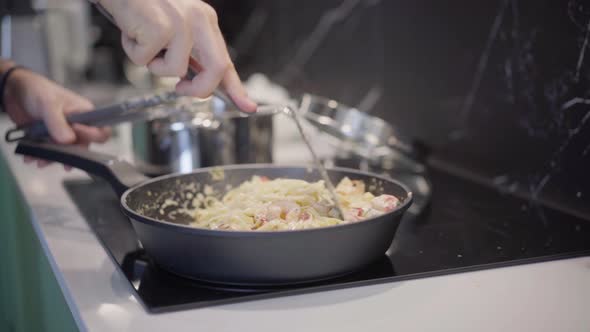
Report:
298,94,418,162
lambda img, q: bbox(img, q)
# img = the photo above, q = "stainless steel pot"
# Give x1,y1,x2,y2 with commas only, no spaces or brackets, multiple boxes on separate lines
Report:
132,97,274,176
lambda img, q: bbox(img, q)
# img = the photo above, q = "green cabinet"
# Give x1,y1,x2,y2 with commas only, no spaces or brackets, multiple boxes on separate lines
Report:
0,155,79,332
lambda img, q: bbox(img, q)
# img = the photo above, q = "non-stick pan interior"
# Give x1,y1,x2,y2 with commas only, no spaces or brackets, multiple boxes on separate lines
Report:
124,165,411,227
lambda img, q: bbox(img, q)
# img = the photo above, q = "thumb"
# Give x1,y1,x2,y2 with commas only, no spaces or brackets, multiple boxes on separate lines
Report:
41,104,76,144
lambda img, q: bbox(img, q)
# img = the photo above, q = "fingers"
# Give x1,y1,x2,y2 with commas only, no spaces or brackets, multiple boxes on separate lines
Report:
115,0,255,112
148,30,192,77
63,89,94,111
175,18,227,97
174,6,256,113
176,53,256,113
122,33,160,67
13,67,110,171
72,124,110,144
23,156,51,169
116,1,177,68
32,98,109,169
175,62,225,98
63,91,111,144
41,100,76,144
121,22,173,67
208,22,256,112
221,65,257,113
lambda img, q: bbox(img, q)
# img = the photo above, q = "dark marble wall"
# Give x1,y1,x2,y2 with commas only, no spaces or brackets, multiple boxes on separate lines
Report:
214,0,386,107
214,0,590,218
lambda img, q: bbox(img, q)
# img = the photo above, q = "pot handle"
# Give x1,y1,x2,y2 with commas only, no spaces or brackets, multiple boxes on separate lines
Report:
15,140,148,197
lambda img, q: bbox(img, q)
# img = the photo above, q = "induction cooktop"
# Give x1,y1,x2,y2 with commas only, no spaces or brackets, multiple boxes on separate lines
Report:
64,166,590,313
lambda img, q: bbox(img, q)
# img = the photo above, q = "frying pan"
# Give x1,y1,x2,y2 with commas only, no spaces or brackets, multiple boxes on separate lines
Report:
16,141,413,286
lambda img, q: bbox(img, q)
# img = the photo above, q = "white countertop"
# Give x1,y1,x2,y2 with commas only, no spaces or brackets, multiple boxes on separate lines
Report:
1,116,589,332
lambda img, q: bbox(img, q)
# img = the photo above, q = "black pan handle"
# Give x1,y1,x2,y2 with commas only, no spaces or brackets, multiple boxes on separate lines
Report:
15,140,148,196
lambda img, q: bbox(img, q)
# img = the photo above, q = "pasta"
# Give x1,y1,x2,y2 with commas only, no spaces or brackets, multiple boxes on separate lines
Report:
190,176,400,231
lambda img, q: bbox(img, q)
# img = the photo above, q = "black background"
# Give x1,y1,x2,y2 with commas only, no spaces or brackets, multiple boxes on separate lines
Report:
212,0,590,220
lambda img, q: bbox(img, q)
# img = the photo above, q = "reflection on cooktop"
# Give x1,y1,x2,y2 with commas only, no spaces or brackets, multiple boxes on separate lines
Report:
64,168,590,313
120,249,395,310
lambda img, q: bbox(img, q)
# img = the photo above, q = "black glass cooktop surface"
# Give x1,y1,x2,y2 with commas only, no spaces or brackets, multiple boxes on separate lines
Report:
64,167,590,313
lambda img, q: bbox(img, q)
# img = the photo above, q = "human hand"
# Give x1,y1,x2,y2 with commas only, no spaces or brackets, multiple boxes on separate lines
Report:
3,67,111,168
100,0,257,113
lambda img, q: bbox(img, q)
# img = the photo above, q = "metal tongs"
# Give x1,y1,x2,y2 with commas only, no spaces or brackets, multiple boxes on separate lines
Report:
5,92,182,142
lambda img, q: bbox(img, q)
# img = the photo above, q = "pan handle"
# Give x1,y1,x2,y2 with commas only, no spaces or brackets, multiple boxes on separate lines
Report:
15,140,148,196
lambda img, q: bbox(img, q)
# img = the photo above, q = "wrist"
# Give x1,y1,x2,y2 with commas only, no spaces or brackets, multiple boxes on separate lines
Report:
0,65,31,114
1,65,27,114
